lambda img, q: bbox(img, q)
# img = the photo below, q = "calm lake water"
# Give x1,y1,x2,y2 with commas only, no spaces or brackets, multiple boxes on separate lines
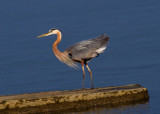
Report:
0,0,160,113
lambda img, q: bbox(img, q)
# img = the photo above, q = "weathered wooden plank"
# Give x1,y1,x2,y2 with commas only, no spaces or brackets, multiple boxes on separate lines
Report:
0,84,149,113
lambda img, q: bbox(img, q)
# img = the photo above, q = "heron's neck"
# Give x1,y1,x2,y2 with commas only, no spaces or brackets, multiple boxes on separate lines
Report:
53,31,62,55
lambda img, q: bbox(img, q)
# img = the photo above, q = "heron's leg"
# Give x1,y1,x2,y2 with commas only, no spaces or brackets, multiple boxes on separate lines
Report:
81,61,85,89
85,63,94,89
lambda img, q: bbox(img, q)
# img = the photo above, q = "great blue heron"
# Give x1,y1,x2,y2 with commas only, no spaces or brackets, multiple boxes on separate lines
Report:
37,28,109,89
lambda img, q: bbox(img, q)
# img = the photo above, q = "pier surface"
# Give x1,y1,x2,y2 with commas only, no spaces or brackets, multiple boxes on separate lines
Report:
0,84,149,113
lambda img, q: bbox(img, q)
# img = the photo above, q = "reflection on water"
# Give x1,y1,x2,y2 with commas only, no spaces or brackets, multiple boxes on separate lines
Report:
70,103,150,114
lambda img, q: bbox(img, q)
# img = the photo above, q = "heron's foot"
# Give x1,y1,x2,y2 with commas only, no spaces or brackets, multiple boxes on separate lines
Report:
81,88,87,91
91,86,94,89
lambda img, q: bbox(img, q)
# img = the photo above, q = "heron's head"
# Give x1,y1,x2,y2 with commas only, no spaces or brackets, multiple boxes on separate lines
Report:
37,28,59,38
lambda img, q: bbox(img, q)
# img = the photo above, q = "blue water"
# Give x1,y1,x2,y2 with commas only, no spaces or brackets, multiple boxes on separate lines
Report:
0,0,160,113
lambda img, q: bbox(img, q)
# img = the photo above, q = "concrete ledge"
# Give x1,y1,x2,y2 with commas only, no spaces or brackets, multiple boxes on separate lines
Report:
0,84,149,113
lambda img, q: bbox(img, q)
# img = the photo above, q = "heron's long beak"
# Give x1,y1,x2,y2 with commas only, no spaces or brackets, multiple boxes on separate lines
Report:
37,32,50,38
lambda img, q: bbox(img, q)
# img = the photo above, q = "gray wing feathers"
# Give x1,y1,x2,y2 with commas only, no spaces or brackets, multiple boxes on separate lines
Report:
65,34,109,60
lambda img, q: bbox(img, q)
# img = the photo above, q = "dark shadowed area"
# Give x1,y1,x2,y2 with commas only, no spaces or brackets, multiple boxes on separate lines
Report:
0,0,160,113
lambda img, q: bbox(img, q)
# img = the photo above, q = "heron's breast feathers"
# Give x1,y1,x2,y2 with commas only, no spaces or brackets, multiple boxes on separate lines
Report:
55,52,78,68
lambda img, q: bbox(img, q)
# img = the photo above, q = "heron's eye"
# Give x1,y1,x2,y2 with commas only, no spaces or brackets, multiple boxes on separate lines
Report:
49,28,56,32
49,30,53,32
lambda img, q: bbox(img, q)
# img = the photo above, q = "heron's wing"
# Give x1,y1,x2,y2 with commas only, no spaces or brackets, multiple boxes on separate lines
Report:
65,34,109,61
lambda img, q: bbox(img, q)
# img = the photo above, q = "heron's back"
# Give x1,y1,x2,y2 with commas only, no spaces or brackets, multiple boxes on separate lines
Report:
65,34,109,62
